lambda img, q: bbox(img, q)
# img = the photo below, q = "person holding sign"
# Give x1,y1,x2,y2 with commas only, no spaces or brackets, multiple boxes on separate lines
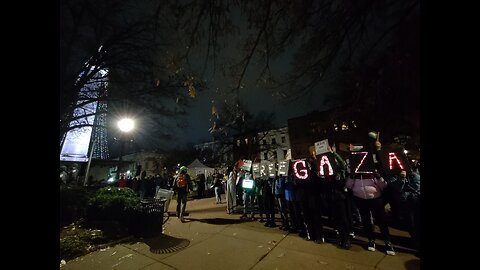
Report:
262,175,277,227
320,144,352,249
240,170,256,220
254,175,265,222
296,157,325,244
385,170,420,252
346,149,395,256
284,174,303,234
274,175,290,231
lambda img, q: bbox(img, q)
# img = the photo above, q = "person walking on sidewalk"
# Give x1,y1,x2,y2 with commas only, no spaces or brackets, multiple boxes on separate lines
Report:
173,166,192,222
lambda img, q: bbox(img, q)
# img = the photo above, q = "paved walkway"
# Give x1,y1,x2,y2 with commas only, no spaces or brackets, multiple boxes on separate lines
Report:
61,195,420,270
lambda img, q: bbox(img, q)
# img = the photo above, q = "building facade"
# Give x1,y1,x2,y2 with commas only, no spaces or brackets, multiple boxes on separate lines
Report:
257,127,291,162
121,151,166,177
287,108,363,159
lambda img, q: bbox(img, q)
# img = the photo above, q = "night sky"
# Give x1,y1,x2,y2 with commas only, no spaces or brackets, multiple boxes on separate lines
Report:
62,1,418,155
173,19,340,147
180,73,337,146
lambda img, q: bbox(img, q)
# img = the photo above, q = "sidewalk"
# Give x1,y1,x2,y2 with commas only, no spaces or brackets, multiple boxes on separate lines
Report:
61,195,420,270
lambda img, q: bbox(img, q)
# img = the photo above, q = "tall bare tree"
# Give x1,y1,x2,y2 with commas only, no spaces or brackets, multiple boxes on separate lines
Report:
170,0,419,133
60,0,205,149
61,0,419,151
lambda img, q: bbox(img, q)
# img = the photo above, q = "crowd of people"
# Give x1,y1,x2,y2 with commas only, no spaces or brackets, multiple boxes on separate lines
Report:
115,169,172,199
121,135,420,256
215,142,420,256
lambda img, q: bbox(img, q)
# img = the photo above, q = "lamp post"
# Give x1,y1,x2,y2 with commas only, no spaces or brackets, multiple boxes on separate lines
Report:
116,118,134,181
83,137,96,186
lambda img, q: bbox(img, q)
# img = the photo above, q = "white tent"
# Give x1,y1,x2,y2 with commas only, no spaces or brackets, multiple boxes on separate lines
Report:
187,158,214,176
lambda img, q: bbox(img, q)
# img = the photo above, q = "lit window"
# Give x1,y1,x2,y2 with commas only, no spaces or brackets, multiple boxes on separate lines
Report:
342,123,348,130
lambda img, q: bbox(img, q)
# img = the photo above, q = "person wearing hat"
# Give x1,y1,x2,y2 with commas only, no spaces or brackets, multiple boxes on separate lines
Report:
173,166,192,222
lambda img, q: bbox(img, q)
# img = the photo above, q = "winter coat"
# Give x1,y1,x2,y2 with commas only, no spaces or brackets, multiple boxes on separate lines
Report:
346,174,386,199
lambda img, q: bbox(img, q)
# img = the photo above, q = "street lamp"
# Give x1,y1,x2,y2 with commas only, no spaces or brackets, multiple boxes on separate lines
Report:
118,118,134,132
116,118,135,181
83,137,96,186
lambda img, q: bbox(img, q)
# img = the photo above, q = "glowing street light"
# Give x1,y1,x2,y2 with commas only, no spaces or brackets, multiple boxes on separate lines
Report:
118,118,134,132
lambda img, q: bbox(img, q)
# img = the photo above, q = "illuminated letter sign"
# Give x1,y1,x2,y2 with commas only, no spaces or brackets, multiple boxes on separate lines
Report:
318,155,334,176
377,150,410,175
292,159,309,180
252,163,261,178
278,160,289,176
267,162,277,177
389,152,404,170
260,163,267,177
349,152,375,174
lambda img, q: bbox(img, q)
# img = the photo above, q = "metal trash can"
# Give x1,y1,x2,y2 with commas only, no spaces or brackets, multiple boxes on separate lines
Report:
138,198,166,236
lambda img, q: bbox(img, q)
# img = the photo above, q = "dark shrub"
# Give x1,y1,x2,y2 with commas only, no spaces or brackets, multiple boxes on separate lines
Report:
87,187,140,225
60,186,90,226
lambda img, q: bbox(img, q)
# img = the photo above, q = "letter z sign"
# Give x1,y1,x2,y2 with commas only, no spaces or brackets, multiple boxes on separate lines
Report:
349,152,375,174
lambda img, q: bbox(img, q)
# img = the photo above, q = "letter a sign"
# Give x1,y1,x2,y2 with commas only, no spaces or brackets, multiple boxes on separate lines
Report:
377,150,411,175
316,153,337,176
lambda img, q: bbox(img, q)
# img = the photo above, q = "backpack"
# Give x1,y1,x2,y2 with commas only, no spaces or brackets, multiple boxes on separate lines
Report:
177,174,187,188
